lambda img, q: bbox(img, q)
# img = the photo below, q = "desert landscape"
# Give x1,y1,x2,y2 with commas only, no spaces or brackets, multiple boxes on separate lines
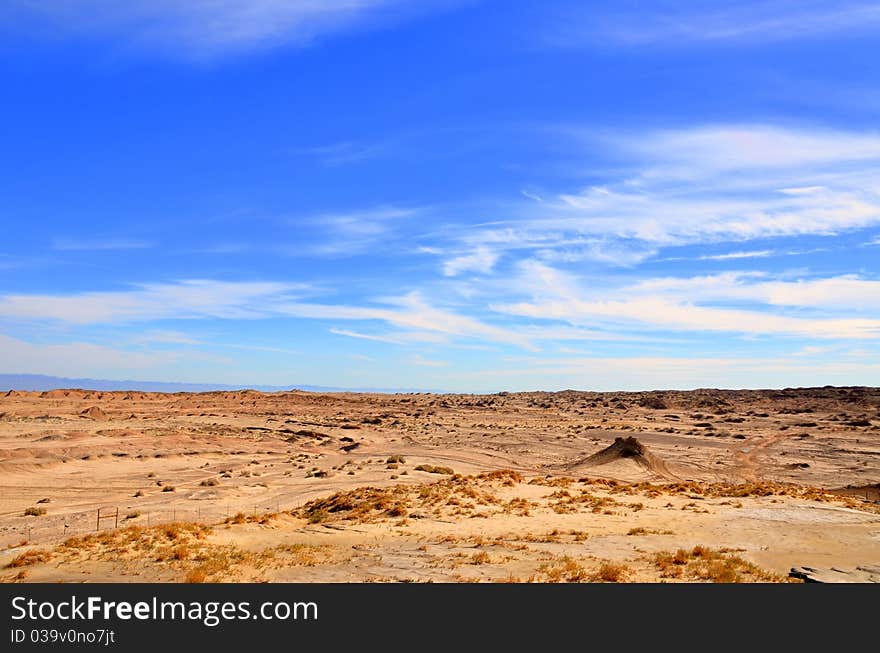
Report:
0,386,877,583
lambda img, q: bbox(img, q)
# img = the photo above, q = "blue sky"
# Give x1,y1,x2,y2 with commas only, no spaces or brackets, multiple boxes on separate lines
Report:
1,0,880,392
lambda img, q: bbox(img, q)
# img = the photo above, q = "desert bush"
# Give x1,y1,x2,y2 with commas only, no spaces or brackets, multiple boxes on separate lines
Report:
6,549,51,568
593,563,629,583
23,507,46,517
184,568,207,583
414,464,454,475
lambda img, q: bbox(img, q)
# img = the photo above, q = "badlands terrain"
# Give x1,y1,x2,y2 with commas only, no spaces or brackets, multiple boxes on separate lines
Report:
0,386,878,583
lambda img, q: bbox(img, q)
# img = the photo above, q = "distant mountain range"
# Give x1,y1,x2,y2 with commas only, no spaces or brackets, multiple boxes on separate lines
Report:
0,373,433,394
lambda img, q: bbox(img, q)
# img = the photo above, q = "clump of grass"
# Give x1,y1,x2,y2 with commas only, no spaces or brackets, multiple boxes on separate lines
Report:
592,563,629,583
306,508,328,524
199,478,219,487
181,547,248,583
386,503,407,517
6,549,51,568
651,545,790,583
125,511,141,520
24,507,46,517
470,551,491,565
133,490,144,497
627,527,673,536
414,464,455,475
184,568,207,583
386,455,406,464
162,485,175,492
537,556,589,582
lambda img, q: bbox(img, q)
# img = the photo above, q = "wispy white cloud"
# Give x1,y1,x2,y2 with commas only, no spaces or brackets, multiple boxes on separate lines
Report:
0,278,537,349
460,353,880,392
0,279,305,324
131,330,203,345
297,205,421,257
217,343,301,356
698,250,774,261
281,291,535,349
445,124,880,264
498,296,880,340
329,328,404,344
631,272,880,311
328,327,447,345
51,237,153,251
547,1,880,49
0,332,179,378
297,140,390,166
2,0,458,57
492,264,880,340
617,125,880,176
443,246,500,276
407,354,448,367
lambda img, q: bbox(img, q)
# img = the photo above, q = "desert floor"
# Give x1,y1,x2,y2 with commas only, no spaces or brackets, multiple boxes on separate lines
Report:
1,387,878,583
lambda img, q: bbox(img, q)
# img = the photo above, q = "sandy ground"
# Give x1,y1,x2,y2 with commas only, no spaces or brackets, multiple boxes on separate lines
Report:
0,387,878,582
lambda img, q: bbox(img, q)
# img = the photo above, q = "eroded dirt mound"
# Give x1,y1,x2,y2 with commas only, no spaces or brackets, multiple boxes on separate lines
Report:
80,406,108,421
568,437,677,480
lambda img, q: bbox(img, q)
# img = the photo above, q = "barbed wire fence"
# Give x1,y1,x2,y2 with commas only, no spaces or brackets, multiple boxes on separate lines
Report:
2,497,289,551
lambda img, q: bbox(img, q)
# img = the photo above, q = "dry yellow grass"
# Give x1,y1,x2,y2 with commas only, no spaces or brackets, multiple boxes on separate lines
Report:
652,545,794,583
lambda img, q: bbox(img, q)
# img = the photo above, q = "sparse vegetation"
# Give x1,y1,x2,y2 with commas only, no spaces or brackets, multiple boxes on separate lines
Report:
414,464,455,475
24,507,46,517
6,549,51,568
593,563,629,583
651,546,791,583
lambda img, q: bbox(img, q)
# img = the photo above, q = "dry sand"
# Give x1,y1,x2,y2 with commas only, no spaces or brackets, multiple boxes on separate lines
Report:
1,387,878,582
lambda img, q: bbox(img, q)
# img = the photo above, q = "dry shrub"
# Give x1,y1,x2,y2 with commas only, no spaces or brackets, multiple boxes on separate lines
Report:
652,546,789,583
185,568,208,583
6,549,52,568
226,512,247,525
592,563,629,583
538,556,589,582
477,470,523,486
414,464,455,475
24,507,46,517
